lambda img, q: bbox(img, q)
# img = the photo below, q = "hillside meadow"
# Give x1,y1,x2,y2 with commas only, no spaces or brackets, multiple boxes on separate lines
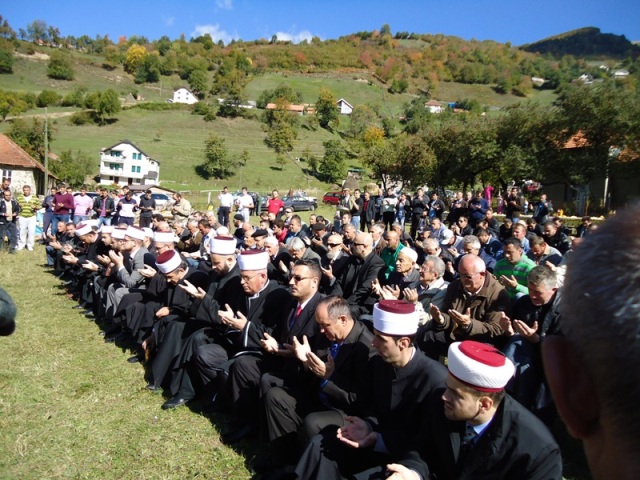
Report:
0,55,561,200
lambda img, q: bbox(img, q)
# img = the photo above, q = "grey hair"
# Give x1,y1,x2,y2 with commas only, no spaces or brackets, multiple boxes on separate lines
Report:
424,255,445,278
462,235,481,250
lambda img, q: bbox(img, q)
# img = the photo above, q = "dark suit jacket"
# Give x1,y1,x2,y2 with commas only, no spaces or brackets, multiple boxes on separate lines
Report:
309,320,376,414
269,291,324,346
399,393,562,480
330,251,385,315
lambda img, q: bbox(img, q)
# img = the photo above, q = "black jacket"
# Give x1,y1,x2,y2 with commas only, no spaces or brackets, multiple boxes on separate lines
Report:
0,199,20,224
399,393,562,480
92,196,115,218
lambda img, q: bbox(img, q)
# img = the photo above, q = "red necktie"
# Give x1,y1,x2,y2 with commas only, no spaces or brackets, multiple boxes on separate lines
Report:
290,305,302,330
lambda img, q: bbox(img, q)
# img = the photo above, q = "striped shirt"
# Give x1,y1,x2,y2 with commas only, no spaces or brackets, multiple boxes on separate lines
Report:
493,256,536,298
16,194,41,218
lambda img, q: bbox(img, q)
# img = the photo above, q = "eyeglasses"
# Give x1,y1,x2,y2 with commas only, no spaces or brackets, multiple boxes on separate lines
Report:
460,272,481,280
240,272,262,283
327,243,342,248
289,274,313,283
285,210,293,214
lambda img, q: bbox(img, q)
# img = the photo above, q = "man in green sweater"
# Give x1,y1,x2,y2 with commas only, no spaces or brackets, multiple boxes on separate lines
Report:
380,230,404,280
494,237,535,299
16,185,42,251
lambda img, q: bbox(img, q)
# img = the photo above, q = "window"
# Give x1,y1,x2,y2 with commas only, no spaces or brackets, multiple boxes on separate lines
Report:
131,166,141,173
110,163,121,170
2,169,12,181
110,150,121,157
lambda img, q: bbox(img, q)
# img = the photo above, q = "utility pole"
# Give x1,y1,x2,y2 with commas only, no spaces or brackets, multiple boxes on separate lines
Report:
44,107,49,193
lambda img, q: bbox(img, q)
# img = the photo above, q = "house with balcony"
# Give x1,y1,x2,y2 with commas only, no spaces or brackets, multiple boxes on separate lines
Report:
98,140,160,187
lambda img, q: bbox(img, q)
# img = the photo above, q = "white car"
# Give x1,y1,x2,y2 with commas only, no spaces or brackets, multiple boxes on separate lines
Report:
133,192,171,210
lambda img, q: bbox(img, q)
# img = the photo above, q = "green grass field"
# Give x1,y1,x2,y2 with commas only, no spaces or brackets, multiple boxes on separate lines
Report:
0,247,258,479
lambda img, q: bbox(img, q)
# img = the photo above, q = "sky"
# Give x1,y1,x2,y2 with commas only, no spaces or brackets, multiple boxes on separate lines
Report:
3,0,640,46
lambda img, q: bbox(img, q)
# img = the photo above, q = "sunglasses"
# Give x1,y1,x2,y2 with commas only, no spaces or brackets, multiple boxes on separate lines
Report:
289,274,313,283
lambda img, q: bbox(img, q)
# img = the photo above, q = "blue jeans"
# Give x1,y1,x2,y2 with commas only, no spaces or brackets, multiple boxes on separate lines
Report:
351,215,360,231
502,335,542,409
73,215,90,225
97,216,112,227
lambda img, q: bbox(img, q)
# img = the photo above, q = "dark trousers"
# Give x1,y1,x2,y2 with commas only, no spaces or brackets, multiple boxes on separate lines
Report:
382,211,395,231
218,206,230,227
0,221,18,252
294,428,391,479
139,216,152,228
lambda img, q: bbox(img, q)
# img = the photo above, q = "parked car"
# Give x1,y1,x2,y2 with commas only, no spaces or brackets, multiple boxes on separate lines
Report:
132,192,171,209
283,195,318,212
322,191,343,205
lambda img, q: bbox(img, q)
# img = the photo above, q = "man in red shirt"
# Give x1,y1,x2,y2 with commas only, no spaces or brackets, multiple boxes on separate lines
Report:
52,184,74,235
266,189,284,217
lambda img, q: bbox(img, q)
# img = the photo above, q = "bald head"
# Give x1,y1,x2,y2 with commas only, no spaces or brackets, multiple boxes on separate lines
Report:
459,253,486,274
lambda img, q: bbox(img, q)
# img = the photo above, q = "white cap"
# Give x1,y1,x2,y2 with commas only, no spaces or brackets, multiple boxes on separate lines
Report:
448,341,515,392
210,236,237,255
216,226,230,236
156,250,182,274
125,226,146,241
440,229,454,246
154,231,176,244
237,250,269,271
398,247,418,263
111,227,127,240
373,300,419,336
142,227,154,238
99,225,114,234
75,223,94,236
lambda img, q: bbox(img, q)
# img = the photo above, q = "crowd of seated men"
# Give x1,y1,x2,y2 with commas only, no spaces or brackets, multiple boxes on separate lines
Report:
46,191,600,480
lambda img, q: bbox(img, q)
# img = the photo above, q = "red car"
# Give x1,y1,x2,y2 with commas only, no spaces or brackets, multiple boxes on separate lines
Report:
322,191,343,205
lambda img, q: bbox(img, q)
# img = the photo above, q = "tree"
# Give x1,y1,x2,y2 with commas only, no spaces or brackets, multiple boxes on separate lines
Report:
0,16,16,39
188,69,209,98
47,51,74,80
315,88,339,129
50,150,95,186
319,139,347,183
124,44,148,74
36,90,61,107
134,54,160,83
96,89,121,125
544,81,640,214
26,20,48,43
198,134,246,179
0,90,28,120
0,39,13,73
7,118,53,163
346,105,380,139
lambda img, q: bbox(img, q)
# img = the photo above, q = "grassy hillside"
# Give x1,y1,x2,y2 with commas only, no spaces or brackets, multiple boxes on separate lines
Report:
1,46,560,197
15,106,343,196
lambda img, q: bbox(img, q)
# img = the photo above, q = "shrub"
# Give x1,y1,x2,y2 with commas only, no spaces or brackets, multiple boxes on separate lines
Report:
47,51,74,80
36,89,61,107
68,111,94,126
